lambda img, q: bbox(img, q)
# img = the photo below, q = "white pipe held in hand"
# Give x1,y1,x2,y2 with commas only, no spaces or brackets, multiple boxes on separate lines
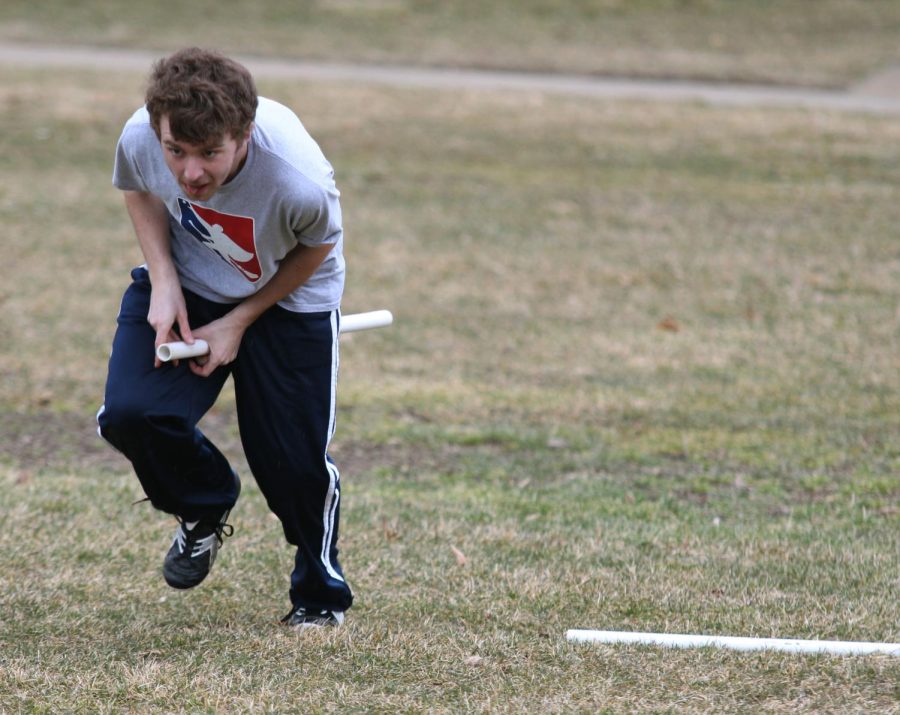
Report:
340,309,393,333
156,309,393,362
156,339,209,362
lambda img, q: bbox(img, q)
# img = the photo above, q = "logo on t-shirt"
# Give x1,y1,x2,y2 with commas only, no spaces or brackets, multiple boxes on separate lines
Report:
177,199,261,282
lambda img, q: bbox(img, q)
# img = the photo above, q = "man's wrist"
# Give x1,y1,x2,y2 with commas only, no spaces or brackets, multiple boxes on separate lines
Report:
228,300,265,331
146,261,180,289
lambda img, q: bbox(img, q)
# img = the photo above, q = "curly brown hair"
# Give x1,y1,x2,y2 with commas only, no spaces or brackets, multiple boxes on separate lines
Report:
145,48,258,144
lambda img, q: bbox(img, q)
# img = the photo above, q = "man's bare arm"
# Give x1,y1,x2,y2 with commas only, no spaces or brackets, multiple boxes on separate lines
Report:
123,190,194,362
188,241,336,377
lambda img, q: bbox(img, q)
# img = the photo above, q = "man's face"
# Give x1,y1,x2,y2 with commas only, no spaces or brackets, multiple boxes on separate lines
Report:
159,116,251,202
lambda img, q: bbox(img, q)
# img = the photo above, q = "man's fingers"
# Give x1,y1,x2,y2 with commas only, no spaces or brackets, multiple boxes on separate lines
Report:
154,326,174,368
189,357,215,378
178,312,194,343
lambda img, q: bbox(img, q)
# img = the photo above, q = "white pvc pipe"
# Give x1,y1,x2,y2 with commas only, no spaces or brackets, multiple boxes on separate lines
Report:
156,309,393,362
566,630,900,656
340,309,393,333
156,339,209,362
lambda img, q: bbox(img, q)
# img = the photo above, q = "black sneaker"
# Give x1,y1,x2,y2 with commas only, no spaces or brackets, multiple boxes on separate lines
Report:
281,606,345,629
162,471,240,589
162,510,235,589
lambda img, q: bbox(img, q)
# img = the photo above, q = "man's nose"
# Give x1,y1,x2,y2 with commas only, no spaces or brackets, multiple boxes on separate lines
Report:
183,157,204,181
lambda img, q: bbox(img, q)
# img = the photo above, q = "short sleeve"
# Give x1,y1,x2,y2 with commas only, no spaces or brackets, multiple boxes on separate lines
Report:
293,184,343,248
112,123,150,192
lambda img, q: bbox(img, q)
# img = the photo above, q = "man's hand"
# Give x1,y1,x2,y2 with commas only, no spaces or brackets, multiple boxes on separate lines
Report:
149,280,194,368
188,312,249,377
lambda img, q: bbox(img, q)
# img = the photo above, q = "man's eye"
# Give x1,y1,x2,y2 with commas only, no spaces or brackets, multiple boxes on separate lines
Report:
168,146,182,156
204,150,218,158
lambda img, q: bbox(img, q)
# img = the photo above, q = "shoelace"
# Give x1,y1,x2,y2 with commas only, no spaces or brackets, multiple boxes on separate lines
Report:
174,515,235,552
213,520,235,543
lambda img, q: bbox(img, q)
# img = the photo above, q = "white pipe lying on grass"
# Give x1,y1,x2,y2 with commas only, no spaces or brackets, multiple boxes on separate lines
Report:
157,309,394,362
566,630,900,656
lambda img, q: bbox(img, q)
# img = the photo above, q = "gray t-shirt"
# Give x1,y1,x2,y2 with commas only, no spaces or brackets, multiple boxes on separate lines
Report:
113,97,344,312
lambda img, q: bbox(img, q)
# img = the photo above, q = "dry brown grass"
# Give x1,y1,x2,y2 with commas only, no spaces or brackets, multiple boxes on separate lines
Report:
2,1,900,87
0,65,897,713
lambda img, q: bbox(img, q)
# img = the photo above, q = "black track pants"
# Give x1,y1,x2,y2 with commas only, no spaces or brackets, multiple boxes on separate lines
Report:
97,267,353,612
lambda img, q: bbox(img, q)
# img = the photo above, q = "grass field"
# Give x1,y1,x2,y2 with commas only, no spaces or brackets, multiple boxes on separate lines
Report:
2,0,900,88
1,22,899,715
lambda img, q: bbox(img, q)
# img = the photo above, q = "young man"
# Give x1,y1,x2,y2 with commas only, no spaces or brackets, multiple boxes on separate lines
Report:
97,47,352,627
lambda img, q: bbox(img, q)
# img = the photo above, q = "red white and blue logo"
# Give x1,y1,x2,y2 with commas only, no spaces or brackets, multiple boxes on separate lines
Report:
178,198,261,282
